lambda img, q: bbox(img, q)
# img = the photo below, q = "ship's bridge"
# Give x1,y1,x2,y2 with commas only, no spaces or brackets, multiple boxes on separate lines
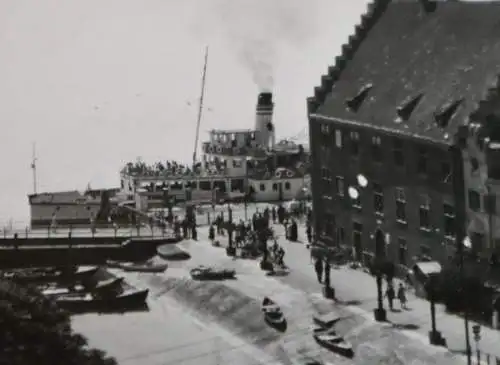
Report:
202,129,268,158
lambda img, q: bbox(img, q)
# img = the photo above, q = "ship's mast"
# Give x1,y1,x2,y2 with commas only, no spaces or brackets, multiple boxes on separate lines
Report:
192,46,209,169
31,142,38,194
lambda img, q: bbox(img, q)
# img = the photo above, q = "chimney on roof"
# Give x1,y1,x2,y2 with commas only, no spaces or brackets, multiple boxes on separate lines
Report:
346,84,373,112
419,0,437,13
255,92,275,149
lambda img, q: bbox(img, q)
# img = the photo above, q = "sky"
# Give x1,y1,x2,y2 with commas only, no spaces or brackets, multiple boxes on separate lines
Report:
0,0,370,223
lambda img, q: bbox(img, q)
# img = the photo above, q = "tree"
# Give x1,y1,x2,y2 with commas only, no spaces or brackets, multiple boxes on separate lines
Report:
0,279,117,365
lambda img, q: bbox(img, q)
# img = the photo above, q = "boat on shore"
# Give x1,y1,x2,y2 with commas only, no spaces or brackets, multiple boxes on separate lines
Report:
106,259,167,273
313,326,353,358
3,266,98,284
261,297,286,331
42,277,124,297
122,262,167,273
189,266,235,280
54,288,149,313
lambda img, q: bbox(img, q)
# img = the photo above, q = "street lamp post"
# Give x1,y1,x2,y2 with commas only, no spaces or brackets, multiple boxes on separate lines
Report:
244,157,250,222
472,324,481,365
348,174,387,322
427,275,446,346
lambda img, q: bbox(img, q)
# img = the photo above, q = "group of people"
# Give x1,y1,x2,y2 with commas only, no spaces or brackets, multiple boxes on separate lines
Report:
207,205,296,270
124,159,226,178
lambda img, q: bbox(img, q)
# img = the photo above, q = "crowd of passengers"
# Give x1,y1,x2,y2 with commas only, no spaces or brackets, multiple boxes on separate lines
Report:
123,160,227,177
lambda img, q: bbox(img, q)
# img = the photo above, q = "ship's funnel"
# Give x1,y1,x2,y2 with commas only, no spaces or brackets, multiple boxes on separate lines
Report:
255,92,275,149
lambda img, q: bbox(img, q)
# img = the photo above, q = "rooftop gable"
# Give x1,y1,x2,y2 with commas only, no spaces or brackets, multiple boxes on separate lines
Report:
309,0,500,144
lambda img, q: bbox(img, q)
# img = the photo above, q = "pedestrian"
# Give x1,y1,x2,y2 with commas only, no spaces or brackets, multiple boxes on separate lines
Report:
397,283,407,310
314,258,323,284
306,223,312,244
385,284,395,311
208,224,215,242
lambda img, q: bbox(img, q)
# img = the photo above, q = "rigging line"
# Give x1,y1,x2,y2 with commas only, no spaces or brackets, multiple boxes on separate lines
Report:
192,45,209,169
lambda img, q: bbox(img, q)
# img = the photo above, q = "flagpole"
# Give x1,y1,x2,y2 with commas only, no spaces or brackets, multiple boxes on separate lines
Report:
31,142,38,194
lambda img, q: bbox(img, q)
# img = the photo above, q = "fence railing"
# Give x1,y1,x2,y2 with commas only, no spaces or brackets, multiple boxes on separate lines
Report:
0,225,174,240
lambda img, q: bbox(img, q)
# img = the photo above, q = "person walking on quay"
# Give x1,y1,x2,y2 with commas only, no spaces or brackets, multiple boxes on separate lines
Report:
208,224,215,242
271,206,277,224
397,283,407,310
385,283,395,311
306,223,312,244
191,224,198,241
314,258,323,284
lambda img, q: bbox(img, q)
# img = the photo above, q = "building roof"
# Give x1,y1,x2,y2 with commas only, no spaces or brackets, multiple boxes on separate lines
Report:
309,0,500,144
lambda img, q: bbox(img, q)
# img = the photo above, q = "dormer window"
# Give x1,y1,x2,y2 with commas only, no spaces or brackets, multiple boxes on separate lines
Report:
345,83,373,112
396,93,424,122
434,98,464,128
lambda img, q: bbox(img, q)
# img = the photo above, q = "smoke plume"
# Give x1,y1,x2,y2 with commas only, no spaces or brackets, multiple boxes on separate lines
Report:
194,0,319,91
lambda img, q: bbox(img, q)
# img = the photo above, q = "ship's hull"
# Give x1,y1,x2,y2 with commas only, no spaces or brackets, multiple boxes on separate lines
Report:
28,175,309,227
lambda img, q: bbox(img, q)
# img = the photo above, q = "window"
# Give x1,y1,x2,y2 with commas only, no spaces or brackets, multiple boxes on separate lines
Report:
321,167,332,181
398,237,407,265
350,131,359,156
393,139,404,166
320,124,331,134
324,213,335,236
442,162,452,183
444,203,455,238
395,187,406,223
471,232,484,254
417,147,428,174
468,190,481,211
419,194,431,230
284,182,291,190
259,183,266,191
485,193,497,215
272,183,278,191
420,244,431,258
371,136,382,161
373,183,384,215
335,176,345,196
335,130,343,148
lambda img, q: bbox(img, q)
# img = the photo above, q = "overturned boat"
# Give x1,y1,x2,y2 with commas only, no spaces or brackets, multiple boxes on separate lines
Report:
189,266,235,280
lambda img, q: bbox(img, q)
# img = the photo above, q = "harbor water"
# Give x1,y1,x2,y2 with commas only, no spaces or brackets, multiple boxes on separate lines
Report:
71,271,274,365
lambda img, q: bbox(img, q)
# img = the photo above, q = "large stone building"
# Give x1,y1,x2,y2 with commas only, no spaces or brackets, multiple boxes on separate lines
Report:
307,0,500,271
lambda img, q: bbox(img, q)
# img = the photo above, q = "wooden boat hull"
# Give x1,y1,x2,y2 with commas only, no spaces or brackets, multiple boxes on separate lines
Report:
55,289,149,313
105,260,123,269
122,264,167,273
262,297,287,332
190,267,235,280
43,277,124,297
313,332,354,358
6,266,98,284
